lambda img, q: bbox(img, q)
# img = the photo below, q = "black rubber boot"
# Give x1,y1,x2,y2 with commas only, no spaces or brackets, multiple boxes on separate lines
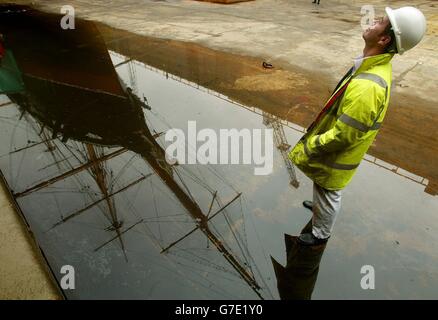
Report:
297,233,329,246
302,200,313,211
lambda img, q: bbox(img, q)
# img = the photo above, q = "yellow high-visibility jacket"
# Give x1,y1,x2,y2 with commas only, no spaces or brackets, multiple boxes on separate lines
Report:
288,53,394,190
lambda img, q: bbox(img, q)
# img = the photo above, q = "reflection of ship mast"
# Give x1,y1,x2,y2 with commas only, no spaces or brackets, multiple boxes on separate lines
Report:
263,112,299,188
1,6,265,298
8,79,264,298
15,108,142,262
142,150,263,296
10,90,263,297
84,144,128,260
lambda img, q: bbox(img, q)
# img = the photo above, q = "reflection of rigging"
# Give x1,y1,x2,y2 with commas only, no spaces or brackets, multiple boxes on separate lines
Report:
0,5,269,299
15,111,142,262
11,92,265,297
263,112,299,188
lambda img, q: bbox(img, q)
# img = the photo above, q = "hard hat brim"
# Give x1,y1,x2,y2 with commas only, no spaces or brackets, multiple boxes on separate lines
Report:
385,7,404,54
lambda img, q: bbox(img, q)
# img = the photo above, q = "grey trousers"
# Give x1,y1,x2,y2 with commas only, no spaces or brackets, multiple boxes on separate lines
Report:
311,183,342,239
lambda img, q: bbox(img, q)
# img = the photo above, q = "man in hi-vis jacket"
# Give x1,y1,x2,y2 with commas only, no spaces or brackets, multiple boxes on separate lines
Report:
289,7,427,246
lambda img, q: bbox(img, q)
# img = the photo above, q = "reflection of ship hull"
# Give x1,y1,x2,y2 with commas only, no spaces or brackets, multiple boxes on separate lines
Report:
1,4,148,145
0,4,125,97
7,71,172,176
1,5,170,172
8,75,147,147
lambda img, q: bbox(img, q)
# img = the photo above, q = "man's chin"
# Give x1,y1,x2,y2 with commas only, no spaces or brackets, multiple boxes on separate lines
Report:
362,28,371,38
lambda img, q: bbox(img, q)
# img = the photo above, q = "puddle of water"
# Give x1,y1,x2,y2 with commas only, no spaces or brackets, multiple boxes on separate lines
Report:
0,6,437,299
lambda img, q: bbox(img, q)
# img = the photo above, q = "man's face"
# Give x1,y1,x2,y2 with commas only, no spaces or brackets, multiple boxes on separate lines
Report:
362,15,391,46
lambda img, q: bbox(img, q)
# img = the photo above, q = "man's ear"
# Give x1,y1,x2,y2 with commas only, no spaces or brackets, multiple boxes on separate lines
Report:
378,34,392,48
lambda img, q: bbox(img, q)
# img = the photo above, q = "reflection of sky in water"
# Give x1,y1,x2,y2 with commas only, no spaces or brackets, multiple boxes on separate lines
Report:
0,51,436,299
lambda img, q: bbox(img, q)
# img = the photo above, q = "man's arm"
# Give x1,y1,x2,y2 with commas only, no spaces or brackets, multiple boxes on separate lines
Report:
304,81,384,156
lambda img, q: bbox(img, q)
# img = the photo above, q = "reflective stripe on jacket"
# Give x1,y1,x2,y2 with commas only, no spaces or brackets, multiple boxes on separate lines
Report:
288,53,394,190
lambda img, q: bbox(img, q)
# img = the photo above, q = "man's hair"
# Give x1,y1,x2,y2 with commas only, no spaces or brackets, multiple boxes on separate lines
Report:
383,22,397,53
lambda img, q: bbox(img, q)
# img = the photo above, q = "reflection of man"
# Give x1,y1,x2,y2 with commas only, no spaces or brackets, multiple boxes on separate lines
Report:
272,220,327,300
289,7,427,246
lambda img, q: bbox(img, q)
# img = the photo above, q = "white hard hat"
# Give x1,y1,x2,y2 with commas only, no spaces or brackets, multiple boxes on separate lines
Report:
385,7,427,55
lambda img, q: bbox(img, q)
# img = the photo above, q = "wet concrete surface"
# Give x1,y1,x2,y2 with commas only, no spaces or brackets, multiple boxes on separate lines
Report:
0,5,437,299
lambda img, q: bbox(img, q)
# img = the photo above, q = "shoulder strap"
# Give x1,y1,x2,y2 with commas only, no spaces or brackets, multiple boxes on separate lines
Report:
307,74,353,132
331,66,354,95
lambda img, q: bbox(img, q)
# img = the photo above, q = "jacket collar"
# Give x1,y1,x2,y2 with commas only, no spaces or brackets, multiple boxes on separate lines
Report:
353,53,394,75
